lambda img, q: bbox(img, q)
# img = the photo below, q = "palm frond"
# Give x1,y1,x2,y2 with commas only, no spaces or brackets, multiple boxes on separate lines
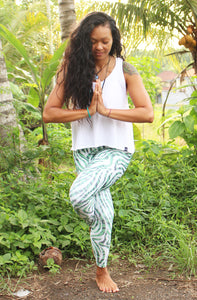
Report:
90,0,195,41
185,0,197,24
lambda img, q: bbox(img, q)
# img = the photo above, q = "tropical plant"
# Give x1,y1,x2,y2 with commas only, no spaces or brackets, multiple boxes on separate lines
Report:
0,25,67,142
168,87,197,153
90,0,197,72
1,135,197,277
0,0,60,67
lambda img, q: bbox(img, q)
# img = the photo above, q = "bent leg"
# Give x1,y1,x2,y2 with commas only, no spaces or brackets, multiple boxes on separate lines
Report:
69,147,131,265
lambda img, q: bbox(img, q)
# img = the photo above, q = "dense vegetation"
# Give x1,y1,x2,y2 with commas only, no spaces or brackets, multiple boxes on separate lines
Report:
0,123,197,279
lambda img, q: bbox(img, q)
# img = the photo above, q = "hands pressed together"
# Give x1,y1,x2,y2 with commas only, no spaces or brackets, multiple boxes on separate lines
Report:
88,79,109,117
43,73,154,124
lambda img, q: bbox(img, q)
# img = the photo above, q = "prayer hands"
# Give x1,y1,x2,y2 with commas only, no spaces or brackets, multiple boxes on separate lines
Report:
90,79,108,117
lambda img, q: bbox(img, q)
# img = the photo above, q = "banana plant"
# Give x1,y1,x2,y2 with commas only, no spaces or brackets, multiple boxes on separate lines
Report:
0,24,67,142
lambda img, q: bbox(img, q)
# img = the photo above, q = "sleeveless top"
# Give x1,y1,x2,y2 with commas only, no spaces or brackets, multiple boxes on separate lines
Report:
71,57,135,154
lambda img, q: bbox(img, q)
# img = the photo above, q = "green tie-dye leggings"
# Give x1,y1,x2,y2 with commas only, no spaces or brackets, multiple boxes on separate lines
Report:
69,146,132,268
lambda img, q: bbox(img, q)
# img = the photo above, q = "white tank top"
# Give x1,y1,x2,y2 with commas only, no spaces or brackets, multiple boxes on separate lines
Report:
71,57,135,154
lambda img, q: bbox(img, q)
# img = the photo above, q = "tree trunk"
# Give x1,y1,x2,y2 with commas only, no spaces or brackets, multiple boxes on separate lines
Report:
58,0,76,42
0,39,25,150
192,50,197,74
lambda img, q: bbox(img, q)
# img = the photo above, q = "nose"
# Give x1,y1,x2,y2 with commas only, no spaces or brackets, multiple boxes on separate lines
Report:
95,42,103,50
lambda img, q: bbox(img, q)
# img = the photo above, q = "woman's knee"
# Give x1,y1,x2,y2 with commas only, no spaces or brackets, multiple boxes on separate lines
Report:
69,181,78,207
69,179,90,211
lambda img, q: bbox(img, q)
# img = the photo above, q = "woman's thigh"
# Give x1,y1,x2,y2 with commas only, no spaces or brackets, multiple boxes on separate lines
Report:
71,147,132,198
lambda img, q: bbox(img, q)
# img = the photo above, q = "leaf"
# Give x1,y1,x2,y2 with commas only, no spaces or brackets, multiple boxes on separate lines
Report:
41,40,67,92
0,253,11,265
64,224,74,233
150,144,160,155
169,121,186,139
193,106,197,113
133,215,145,222
0,24,38,84
186,0,197,19
190,89,197,100
13,99,40,113
190,108,197,123
190,98,197,106
61,240,71,247
9,82,26,100
60,215,69,225
27,87,40,107
17,210,29,228
184,115,194,132
118,209,129,218
18,209,28,221
33,241,42,248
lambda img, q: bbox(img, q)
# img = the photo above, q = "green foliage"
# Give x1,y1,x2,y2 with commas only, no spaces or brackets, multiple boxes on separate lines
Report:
0,126,91,277
0,0,61,61
168,89,197,152
29,123,73,167
127,56,162,104
0,129,197,278
44,258,61,275
0,166,91,277
0,24,37,81
0,24,67,141
88,0,197,49
111,144,197,274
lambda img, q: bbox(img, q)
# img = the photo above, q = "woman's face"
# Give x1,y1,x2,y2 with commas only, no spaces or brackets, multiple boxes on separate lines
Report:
90,24,113,62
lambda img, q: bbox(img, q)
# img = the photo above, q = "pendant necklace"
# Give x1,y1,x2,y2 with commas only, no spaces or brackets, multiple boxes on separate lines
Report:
95,57,110,79
95,56,111,90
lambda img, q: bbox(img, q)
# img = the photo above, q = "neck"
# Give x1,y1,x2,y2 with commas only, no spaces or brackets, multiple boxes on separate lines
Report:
95,56,110,69
95,56,111,82
95,56,110,75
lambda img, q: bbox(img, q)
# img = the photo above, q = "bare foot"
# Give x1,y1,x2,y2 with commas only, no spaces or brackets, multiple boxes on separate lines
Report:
96,266,119,293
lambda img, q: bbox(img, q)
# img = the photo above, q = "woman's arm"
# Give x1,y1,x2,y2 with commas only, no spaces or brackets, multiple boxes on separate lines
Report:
43,73,97,123
97,62,154,123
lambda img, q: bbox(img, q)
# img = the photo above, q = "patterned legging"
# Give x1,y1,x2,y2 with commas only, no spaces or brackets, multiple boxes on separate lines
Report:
69,146,132,268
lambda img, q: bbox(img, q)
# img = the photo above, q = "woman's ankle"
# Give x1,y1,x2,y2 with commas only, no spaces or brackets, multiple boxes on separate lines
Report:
96,266,108,275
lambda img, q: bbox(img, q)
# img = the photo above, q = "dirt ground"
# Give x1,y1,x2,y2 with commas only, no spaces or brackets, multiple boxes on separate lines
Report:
1,258,197,300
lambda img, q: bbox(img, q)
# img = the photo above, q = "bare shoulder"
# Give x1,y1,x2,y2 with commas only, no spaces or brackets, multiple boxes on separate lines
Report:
123,61,139,76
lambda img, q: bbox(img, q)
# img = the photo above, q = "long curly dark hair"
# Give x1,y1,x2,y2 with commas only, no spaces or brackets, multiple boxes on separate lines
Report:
57,12,124,109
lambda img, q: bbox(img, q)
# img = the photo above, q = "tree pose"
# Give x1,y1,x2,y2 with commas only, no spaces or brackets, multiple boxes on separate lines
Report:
43,12,154,293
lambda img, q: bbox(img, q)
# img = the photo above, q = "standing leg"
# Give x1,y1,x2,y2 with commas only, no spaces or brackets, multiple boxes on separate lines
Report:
90,188,114,268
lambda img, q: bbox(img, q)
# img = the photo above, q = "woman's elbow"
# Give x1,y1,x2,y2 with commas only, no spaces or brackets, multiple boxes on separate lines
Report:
43,109,51,123
147,110,154,123
144,107,154,123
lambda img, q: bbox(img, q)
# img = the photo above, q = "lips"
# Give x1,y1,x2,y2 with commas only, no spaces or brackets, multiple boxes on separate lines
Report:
95,52,103,56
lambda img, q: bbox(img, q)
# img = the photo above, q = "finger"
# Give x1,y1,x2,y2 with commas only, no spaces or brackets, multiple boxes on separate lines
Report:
96,78,101,84
97,80,102,93
97,79,101,86
94,90,99,101
96,85,102,95
97,94,103,104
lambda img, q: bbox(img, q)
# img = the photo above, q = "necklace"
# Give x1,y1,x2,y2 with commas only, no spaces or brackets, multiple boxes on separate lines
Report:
95,57,110,78
95,56,111,90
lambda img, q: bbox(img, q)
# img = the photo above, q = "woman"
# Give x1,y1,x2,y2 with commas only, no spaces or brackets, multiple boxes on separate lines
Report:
43,12,154,293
